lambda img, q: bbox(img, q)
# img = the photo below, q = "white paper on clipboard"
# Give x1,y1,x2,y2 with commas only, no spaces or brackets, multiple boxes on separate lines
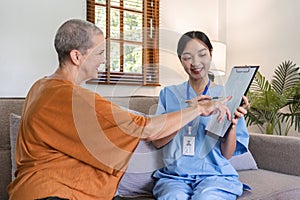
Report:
205,66,259,137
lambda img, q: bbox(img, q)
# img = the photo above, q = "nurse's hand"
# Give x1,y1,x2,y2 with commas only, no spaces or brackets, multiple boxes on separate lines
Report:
188,95,232,122
231,96,249,128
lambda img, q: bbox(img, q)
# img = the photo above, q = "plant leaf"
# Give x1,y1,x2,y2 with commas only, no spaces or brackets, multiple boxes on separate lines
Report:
246,60,300,135
272,60,300,95
250,71,271,93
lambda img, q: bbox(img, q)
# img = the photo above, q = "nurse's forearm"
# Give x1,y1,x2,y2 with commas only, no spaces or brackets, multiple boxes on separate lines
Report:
221,96,248,159
220,126,236,159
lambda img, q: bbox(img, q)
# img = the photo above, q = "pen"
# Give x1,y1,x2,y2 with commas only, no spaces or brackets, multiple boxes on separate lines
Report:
185,96,222,103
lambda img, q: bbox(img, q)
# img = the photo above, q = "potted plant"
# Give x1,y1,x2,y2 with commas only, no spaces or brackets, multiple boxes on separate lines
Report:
245,60,300,135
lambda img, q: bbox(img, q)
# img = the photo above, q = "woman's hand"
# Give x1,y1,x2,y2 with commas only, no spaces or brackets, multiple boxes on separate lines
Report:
231,96,249,127
221,96,249,159
188,95,232,122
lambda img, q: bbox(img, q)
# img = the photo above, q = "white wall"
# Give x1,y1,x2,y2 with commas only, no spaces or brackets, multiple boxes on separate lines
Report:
227,0,300,79
226,0,300,136
1,0,300,97
0,0,86,97
158,0,220,87
0,0,222,97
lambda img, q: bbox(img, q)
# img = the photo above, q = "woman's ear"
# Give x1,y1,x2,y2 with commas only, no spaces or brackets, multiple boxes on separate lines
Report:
70,49,82,65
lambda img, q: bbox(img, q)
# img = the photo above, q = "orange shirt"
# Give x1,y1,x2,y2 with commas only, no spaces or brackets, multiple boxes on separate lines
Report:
7,78,148,200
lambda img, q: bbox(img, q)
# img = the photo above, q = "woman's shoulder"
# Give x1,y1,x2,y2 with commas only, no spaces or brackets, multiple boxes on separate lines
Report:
162,81,187,91
159,82,187,99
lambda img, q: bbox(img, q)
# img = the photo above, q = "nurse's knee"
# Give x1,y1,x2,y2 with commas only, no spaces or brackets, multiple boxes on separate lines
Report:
156,190,190,200
192,190,237,200
153,183,190,200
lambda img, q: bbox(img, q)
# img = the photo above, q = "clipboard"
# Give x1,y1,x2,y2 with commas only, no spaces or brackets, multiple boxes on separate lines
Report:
205,66,259,137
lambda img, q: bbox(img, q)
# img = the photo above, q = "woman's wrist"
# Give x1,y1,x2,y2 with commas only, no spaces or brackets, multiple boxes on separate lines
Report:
231,117,238,129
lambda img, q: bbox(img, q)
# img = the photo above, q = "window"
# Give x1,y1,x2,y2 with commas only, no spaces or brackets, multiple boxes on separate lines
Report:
87,0,160,86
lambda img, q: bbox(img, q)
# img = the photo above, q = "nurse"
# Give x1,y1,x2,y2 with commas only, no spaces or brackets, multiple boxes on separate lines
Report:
152,31,250,200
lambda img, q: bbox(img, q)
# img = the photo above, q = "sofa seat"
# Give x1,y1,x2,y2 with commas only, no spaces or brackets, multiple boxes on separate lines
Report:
239,169,300,200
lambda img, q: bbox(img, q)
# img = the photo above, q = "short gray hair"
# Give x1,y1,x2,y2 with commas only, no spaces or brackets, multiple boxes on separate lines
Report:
54,19,103,64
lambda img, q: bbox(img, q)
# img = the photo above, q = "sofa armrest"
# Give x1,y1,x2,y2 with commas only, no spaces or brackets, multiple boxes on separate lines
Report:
249,133,300,176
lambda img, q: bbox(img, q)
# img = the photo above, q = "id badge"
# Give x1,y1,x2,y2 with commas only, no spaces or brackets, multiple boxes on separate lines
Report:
182,135,195,156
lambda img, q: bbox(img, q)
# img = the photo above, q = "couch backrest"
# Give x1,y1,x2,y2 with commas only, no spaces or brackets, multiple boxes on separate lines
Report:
0,96,158,200
0,98,25,200
106,96,159,115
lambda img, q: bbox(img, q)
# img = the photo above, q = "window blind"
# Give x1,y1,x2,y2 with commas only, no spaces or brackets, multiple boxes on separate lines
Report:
86,0,160,86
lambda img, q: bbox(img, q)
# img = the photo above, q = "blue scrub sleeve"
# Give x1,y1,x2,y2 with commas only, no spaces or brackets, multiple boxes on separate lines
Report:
156,89,167,115
234,117,250,156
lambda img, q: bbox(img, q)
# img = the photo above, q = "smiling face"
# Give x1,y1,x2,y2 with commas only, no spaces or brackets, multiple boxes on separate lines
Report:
79,34,106,81
180,38,212,81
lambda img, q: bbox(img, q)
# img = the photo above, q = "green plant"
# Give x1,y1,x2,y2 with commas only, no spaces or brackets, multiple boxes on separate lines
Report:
245,60,300,135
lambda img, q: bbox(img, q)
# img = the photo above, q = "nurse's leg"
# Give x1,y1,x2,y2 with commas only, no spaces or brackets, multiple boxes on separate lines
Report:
192,188,237,200
191,176,241,200
153,178,192,200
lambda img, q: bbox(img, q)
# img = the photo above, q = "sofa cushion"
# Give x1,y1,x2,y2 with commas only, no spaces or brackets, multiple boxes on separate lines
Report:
249,133,300,176
229,151,258,171
9,113,21,180
0,98,24,200
238,169,300,200
116,107,162,196
117,140,164,196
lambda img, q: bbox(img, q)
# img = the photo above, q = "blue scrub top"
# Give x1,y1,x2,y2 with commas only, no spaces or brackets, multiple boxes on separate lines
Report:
153,81,250,180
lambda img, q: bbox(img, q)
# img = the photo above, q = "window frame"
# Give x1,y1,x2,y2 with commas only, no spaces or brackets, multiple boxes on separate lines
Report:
86,0,160,86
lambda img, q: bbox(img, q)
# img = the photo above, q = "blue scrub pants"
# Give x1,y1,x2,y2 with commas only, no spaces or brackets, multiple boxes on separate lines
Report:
153,176,241,200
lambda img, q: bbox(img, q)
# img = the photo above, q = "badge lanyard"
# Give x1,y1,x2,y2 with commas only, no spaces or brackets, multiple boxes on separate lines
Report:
183,80,210,156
